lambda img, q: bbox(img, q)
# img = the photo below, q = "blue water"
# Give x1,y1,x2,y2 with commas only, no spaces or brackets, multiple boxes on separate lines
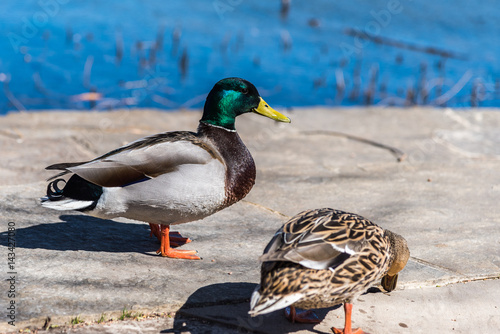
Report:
1,0,499,114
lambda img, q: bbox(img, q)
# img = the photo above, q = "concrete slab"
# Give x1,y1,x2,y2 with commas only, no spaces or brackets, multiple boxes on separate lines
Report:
177,279,500,334
0,107,499,333
31,279,500,334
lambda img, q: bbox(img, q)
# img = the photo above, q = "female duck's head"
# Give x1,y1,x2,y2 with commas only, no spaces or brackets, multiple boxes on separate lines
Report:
381,230,410,292
201,77,290,130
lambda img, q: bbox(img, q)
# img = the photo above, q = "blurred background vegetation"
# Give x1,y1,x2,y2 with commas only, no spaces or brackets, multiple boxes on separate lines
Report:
1,0,499,114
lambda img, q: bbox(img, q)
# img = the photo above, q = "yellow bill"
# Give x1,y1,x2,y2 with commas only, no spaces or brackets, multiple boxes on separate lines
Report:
253,97,291,123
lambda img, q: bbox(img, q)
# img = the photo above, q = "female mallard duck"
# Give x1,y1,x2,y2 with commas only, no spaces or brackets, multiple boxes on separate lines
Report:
249,208,410,334
41,78,290,260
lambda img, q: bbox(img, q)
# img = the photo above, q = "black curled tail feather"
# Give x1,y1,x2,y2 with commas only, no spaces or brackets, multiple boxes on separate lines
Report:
44,174,103,209
46,179,67,200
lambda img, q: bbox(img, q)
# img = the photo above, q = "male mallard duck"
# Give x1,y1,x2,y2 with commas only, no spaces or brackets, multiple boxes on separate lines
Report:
249,208,410,334
41,78,290,260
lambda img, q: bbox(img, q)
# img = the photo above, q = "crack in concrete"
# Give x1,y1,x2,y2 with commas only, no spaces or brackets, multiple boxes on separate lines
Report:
410,256,462,275
301,129,407,162
400,273,500,290
241,200,290,219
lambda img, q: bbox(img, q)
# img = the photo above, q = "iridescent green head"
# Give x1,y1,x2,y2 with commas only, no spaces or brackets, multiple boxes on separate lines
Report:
201,77,290,130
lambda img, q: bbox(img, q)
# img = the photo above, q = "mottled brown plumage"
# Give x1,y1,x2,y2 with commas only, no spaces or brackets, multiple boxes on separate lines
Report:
250,208,410,333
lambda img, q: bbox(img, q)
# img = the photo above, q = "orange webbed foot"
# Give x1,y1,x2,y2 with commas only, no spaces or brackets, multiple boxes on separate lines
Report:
156,247,201,260
154,224,201,260
284,306,320,324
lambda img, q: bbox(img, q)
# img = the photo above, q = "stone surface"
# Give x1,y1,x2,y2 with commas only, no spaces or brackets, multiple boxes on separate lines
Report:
177,279,500,334
0,107,499,333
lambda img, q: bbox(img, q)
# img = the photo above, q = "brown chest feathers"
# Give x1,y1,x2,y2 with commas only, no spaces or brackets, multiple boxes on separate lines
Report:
198,122,256,207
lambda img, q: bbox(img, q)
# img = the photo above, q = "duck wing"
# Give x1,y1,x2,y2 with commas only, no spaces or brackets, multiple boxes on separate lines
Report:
46,131,221,187
259,208,371,271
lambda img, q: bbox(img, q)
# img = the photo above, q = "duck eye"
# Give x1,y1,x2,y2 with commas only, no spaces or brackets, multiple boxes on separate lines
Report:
242,87,249,94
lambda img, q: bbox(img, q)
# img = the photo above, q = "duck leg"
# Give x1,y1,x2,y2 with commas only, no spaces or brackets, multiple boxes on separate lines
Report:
332,303,364,334
149,223,192,247
154,224,200,260
284,306,320,324
149,223,161,239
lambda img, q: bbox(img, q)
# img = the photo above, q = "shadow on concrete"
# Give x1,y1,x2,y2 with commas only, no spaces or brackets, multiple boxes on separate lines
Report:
0,214,156,253
162,282,334,334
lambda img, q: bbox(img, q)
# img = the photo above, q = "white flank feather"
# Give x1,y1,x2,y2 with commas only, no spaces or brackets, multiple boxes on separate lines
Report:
249,289,305,316
299,258,335,270
331,241,355,255
249,289,262,311
41,199,94,211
